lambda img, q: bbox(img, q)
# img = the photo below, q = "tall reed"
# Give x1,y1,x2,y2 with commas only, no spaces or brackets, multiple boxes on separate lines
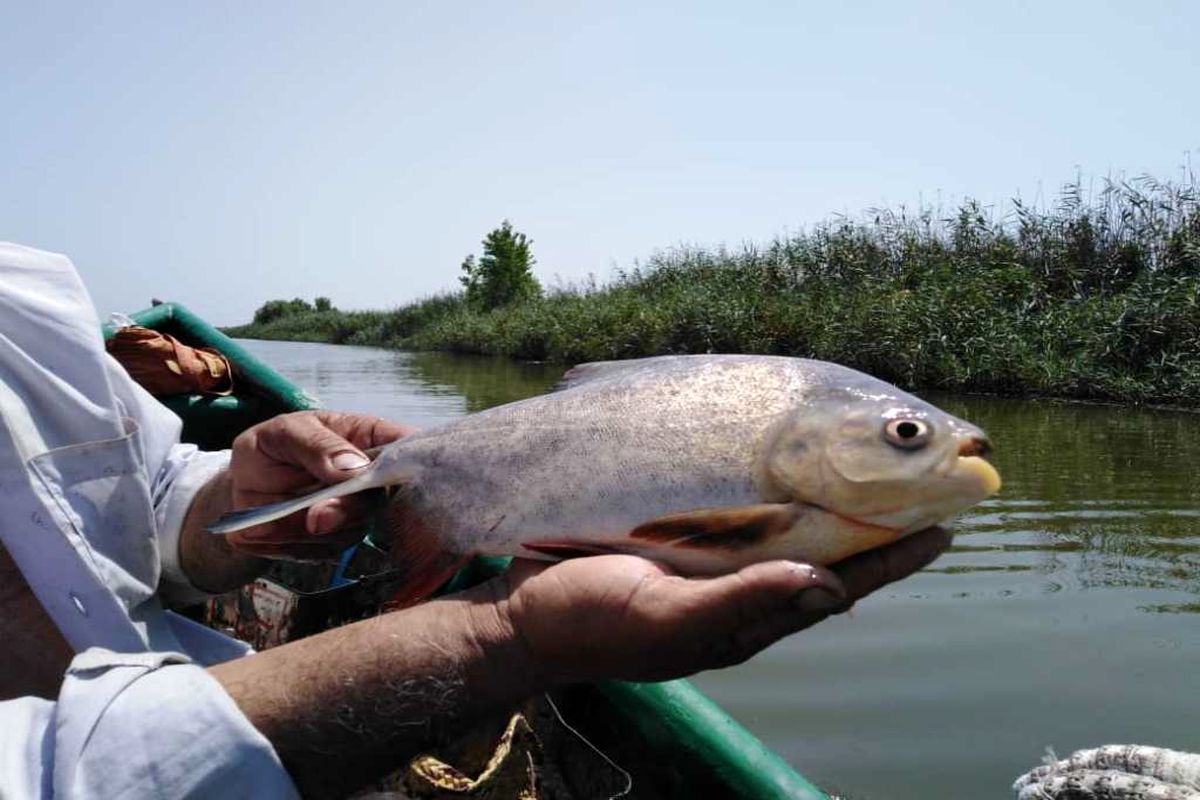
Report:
225,177,1200,405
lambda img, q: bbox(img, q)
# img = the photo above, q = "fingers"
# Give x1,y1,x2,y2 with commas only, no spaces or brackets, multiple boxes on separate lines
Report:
658,561,848,672
833,526,953,603
499,536,951,685
634,531,949,675
226,497,372,555
227,492,379,545
250,412,375,486
225,411,411,557
235,411,413,487
308,411,413,450
305,495,379,537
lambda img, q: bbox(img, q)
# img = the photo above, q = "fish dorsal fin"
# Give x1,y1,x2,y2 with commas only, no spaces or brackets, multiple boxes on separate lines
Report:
557,357,686,391
557,355,760,391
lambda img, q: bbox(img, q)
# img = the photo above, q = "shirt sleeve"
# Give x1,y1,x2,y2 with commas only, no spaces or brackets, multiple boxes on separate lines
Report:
0,648,298,799
152,444,232,604
102,351,234,604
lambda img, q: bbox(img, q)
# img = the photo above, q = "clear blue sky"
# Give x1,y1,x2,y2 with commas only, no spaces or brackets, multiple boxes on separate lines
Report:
2,1,1196,325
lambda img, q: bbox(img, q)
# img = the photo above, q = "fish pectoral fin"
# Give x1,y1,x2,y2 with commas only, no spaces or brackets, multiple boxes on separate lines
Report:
630,504,799,550
521,540,624,559
383,487,471,608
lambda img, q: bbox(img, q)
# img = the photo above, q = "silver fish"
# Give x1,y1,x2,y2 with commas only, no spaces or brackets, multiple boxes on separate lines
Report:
211,355,1001,603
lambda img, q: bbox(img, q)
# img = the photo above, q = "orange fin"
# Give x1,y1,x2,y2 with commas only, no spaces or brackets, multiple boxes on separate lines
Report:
630,504,799,551
380,487,469,608
522,540,622,559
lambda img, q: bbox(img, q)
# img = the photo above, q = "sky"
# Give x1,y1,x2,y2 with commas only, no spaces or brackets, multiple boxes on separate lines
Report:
1,1,1197,325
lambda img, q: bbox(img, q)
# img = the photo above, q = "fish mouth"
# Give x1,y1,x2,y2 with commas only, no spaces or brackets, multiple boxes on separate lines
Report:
955,436,1001,495
957,435,992,459
844,437,1001,534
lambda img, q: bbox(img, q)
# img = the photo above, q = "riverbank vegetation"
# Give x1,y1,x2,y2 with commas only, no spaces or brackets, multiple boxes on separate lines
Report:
223,177,1200,405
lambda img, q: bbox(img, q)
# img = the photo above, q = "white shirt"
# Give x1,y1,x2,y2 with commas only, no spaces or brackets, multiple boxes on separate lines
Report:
0,243,299,798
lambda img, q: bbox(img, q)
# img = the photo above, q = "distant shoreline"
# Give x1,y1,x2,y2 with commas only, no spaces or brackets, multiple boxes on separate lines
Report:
223,178,1200,408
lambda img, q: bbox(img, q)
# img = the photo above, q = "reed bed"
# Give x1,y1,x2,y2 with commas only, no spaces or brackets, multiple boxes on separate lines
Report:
224,177,1200,406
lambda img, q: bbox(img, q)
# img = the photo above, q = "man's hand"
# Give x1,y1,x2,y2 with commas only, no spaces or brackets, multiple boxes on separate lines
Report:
493,526,953,684
212,526,952,797
178,411,409,593
224,410,411,560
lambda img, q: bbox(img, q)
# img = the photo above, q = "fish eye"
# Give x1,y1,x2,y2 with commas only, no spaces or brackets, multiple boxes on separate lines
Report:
884,418,932,450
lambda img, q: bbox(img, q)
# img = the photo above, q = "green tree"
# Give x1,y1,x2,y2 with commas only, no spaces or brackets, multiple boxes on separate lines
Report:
459,221,541,310
253,297,314,324
458,254,478,301
314,296,333,312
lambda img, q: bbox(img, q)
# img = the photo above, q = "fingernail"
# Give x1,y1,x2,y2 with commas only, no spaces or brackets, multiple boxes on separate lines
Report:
332,452,369,471
313,506,339,535
795,587,844,613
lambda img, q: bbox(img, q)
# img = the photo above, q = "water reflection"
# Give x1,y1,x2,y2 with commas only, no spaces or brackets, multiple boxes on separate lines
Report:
939,395,1199,503
401,351,563,413
924,394,1200,611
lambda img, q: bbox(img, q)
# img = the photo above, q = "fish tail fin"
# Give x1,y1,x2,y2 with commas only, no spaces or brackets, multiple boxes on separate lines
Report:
207,474,376,534
381,488,471,608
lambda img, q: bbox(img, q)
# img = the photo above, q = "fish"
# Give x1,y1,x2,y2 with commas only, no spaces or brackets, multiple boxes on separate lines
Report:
210,354,1001,605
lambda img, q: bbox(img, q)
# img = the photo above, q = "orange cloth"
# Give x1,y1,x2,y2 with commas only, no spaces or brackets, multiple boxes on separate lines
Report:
106,326,233,397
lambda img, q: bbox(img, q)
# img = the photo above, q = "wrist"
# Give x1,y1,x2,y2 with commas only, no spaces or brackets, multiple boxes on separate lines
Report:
180,470,269,594
458,576,550,698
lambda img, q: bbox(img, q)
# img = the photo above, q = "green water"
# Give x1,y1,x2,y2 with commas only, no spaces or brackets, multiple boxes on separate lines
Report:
240,339,1200,799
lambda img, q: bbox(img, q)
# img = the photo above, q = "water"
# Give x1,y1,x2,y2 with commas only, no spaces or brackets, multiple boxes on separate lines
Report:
239,339,1200,799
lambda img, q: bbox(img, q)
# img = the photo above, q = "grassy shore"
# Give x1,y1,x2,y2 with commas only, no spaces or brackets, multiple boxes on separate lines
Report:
223,178,1200,406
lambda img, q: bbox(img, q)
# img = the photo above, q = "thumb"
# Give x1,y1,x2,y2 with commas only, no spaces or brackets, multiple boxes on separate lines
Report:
673,561,849,669
257,412,372,484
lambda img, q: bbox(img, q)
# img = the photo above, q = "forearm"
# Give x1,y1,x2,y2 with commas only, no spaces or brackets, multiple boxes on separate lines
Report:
178,469,268,594
208,579,538,798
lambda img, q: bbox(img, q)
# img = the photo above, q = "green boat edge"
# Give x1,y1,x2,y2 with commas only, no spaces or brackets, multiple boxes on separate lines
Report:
104,302,829,800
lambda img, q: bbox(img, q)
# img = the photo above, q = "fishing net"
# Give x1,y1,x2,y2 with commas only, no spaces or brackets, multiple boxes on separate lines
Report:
1014,745,1200,799
357,695,633,800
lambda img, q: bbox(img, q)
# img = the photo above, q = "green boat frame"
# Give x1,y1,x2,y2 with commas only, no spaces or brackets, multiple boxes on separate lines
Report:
105,302,829,800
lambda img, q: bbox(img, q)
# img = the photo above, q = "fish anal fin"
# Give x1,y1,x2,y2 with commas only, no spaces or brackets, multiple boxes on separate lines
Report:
382,489,470,608
521,540,621,559
630,504,799,551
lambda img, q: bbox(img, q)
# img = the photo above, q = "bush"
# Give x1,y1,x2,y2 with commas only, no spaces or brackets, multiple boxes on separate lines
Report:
252,298,314,325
